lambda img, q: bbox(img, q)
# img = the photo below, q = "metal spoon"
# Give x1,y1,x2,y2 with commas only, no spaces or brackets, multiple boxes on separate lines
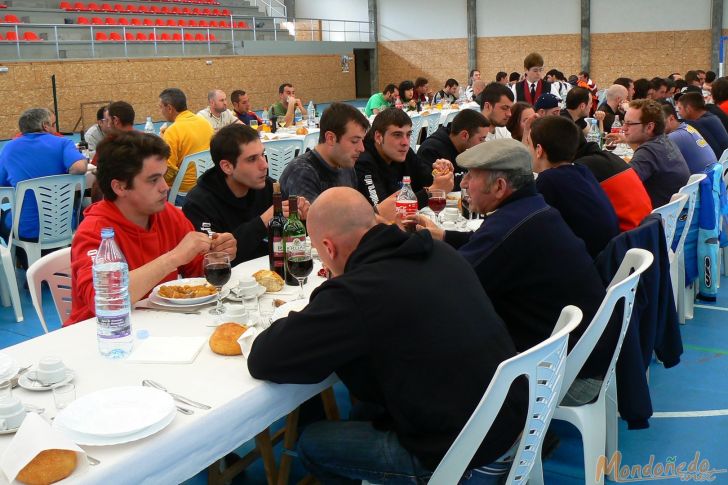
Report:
142,379,211,410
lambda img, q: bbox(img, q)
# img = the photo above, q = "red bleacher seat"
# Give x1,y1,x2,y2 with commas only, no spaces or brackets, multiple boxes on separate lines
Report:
155,18,164,26
4,14,19,23
100,3,112,12
184,32,193,41
91,17,103,24
172,32,181,41
160,32,170,41
131,17,141,25
109,32,122,41
171,6,180,14
177,19,186,26
143,18,152,25
117,17,128,25
5,30,16,41
219,20,228,28
148,32,156,40
113,3,123,12
86,2,99,11
60,1,72,10
221,9,229,15
77,16,90,24
125,4,136,12
236,21,247,29
149,6,159,13
137,5,148,13
23,31,40,41
160,6,169,14
182,7,190,14
194,32,203,41
125,31,133,41
73,2,88,11
209,20,217,28
188,19,197,26
198,19,207,27
202,8,210,15
136,32,147,40
192,7,200,15
0,33,4,41
104,17,116,24
208,33,216,41
95,31,108,41
165,19,174,26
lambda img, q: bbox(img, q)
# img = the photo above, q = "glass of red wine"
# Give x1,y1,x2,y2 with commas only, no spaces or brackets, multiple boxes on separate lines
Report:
203,252,231,315
428,189,446,223
285,242,313,300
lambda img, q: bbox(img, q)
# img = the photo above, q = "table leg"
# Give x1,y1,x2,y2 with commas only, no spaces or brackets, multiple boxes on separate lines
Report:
320,387,340,421
276,407,300,485
255,428,279,485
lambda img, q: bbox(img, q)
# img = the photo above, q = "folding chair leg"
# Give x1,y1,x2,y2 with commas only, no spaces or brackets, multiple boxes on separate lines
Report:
254,429,279,485
0,249,22,322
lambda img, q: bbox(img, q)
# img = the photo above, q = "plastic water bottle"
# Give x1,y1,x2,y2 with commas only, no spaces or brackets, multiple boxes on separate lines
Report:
93,228,133,359
144,116,155,135
307,100,315,127
294,110,302,126
395,176,418,233
395,96,403,110
586,118,601,146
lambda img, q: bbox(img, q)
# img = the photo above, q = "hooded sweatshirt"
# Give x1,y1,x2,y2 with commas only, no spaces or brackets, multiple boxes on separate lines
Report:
248,224,528,471
183,168,272,266
67,200,203,325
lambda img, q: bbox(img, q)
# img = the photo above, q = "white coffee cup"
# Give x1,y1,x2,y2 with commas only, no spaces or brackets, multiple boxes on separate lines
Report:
0,389,24,431
35,356,67,386
441,207,460,222
215,305,249,326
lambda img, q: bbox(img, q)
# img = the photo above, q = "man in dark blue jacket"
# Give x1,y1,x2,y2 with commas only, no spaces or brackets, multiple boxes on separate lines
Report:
416,139,610,406
246,187,528,484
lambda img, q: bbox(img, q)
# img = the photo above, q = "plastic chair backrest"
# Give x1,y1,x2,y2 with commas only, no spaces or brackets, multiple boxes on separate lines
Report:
117,17,128,25
424,111,441,138
23,32,39,41
443,110,458,127
557,248,653,402
95,31,108,41
168,150,213,203
77,16,89,24
12,174,85,248
109,32,122,41
430,306,582,485
651,193,688,249
5,31,16,41
301,131,318,153
264,139,303,181
408,114,424,151
675,173,706,259
26,247,72,334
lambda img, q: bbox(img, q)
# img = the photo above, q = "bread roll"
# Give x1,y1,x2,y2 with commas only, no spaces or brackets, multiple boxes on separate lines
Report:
253,270,284,292
295,126,309,135
209,322,248,356
17,449,77,485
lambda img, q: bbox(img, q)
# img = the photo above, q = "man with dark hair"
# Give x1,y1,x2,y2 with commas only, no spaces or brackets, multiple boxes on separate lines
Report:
685,70,702,89
527,116,619,257
577,71,598,114
68,131,237,324
230,90,263,126
712,77,728,114
364,84,398,116
159,87,214,206
417,110,490,189
662,102,716,174
270,83,307,127
677,92,728,158
413,139,609,405
246,187,528,484
648,77,669,100
613,77,635,100
355,109,453,215
622,98,689,207
85,106,106,151
668,72,683,81
0,108,87,241
495,71,508,84
561,86,591,131
280,103,370,202
413,76,430,102
478,82,514,140
464,69,481,101
512,52,557,104
433,78,459,104
105,101,135,131
183,124,308,266
508,72,520,86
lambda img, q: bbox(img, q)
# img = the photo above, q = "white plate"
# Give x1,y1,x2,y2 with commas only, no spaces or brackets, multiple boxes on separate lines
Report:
152,278,220,305
0,353,19,382
53,405,176,446
272,299,309,321
18,369,75,391
55,386,175,438
148,288,229,309
227,284,266,302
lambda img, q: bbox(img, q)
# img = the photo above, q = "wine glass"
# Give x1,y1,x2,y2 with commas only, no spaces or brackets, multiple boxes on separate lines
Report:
461,188,473,220
285,242,313,300
249,119,259,131
204,252,231,315
427,189,446,223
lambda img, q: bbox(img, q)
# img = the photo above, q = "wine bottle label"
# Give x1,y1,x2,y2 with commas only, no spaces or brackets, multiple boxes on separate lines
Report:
272,237,284,268
286,236,306,257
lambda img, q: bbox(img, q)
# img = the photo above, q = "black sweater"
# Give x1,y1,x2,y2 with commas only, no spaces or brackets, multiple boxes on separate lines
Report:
248,224,528,471
183,168,272,266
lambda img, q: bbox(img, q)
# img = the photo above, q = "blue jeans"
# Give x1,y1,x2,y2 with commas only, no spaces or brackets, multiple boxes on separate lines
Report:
297,405,512,484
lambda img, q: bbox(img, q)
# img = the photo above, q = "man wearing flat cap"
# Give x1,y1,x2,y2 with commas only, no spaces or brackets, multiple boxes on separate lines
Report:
416,139,612,406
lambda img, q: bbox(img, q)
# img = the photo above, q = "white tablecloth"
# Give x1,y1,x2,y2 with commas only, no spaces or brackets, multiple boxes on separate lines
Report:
0,257,332,485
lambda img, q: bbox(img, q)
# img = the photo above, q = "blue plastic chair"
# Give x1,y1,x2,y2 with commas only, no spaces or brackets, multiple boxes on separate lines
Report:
10,174,85,268
168,150,214,205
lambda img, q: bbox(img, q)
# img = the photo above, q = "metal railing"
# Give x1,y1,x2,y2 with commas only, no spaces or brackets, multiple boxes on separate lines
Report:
0,17,372,61
250,0,286,18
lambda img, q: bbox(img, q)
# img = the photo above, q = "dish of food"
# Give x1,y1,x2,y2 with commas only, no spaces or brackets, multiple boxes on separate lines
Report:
152,278,219,305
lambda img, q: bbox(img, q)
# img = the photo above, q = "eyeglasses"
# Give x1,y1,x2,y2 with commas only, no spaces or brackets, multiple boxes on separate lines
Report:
622,121,643,127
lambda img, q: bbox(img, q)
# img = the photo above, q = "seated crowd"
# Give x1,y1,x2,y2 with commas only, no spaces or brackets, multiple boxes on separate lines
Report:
3,50,724,483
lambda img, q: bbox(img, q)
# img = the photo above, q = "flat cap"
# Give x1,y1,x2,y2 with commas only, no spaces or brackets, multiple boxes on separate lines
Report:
456,138,532,174
535,93,560,111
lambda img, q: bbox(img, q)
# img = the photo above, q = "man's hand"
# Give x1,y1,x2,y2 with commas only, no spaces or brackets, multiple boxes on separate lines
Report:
430,170,454,193
594,110,606,122
169,232,212,268
210,232,237,259
377,192,399,222
605,132,626,144
432,159,454,175
406,214,445,240
522,112,540,145
296,196,311,220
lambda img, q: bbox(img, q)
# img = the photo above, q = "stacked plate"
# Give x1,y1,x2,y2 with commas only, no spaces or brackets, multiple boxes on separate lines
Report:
0,353,20,383
52,386,176,446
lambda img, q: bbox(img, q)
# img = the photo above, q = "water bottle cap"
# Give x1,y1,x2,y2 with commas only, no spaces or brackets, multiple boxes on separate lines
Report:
101,227,114,238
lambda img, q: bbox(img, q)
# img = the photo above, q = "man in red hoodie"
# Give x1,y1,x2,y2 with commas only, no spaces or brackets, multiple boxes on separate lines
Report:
67,131,237,325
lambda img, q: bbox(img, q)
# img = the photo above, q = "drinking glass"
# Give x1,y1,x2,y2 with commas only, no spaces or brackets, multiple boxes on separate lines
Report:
461,188,473,220
53,383,75,411
204,252,231,315
427,189,446,222
285,243,313,300
249,119,259,131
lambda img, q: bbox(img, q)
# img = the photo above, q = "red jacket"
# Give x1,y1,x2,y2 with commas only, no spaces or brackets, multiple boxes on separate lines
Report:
67,200,203,325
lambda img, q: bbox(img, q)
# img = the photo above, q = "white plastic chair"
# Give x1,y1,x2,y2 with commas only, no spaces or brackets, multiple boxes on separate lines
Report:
408,114,425,151
676,174,706,323
264,139,304,181
11,174,85,268
301,131,319,153
651,193,689,306
430,306,582,485
0,187,22,323
168,150,213,204
530,248,654,485
423,112,442,139
443,110,459,128
26,247,71,333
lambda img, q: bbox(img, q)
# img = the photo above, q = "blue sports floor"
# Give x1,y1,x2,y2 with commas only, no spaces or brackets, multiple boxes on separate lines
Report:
3,271,728,484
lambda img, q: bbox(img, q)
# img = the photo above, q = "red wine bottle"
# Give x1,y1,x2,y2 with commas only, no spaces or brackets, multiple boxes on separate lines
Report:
268,182,286,280
283,195,306,286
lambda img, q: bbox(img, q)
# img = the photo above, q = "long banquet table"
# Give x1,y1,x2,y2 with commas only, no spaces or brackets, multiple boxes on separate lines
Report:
0,256,333,485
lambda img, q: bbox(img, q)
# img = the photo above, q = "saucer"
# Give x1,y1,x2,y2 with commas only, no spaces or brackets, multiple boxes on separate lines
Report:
228,284,266,301
18,369,75,391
